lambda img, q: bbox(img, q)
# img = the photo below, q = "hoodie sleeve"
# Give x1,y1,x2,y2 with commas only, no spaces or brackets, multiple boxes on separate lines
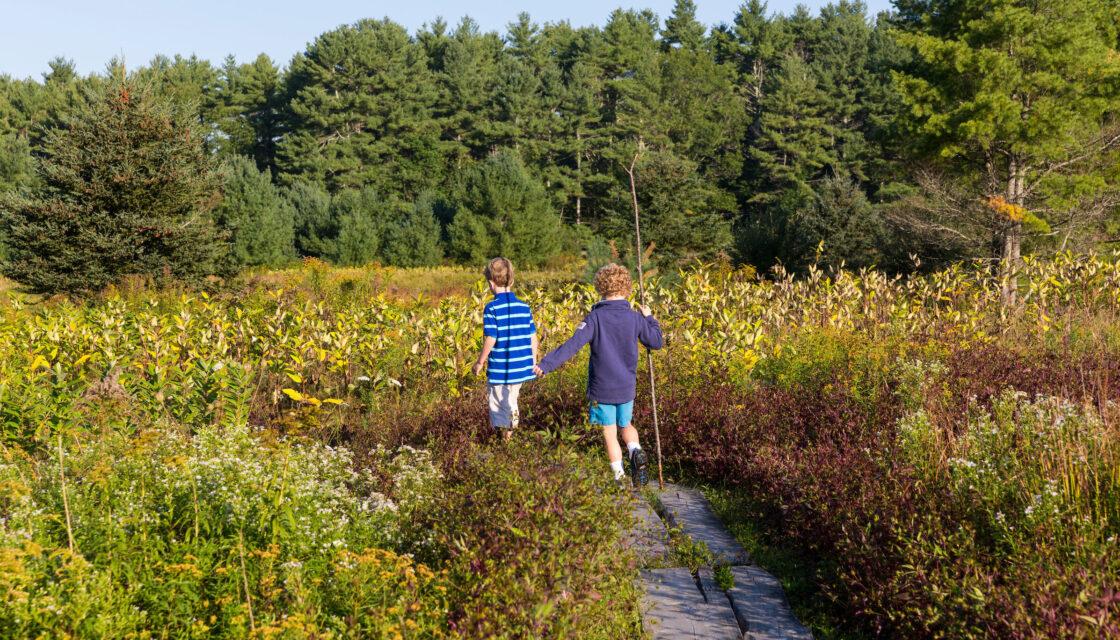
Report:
638,314,663,350
537,312,595,375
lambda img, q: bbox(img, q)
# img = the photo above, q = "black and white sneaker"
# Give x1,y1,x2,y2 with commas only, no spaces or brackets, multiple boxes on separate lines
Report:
629,447,649,487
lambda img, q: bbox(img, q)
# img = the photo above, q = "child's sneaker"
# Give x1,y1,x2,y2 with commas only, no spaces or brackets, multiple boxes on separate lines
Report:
629,447,649,486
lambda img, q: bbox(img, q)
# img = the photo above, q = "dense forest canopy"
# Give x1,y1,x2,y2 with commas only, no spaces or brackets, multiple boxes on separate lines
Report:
1,0,1118,291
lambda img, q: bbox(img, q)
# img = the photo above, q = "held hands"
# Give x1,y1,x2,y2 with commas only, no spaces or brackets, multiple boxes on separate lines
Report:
533,365,544,377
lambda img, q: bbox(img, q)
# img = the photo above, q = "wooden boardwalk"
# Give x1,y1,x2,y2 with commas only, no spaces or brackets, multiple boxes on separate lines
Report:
622,483,812,640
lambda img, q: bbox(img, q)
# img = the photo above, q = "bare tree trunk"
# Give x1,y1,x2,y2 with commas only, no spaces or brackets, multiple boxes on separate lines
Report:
1000,157,1026,308
575,131,582,225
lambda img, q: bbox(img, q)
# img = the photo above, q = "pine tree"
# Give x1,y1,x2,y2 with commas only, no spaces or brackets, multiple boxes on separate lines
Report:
0,77,226,295
747,52,838,204
330,187,384,266
0,133,35,194
448,150,563,266
213,155,295,268
430,18,503,167
136,54,216,114
662,0,706,51
278,19,442,198
381,193,444,267
894,0,1120,301
604,149,733,265
206,54,282,172
284,181,335,258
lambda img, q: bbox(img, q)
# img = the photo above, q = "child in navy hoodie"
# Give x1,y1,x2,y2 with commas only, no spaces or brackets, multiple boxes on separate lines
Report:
534,263,663,485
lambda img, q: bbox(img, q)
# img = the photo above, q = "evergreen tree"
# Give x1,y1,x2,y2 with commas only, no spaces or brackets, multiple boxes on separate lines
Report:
893,0,1120,298
0,78,225,295
605,149,733,266
206,54,282,172
662,0,707,51
789,172,885,269
330,187,384,266
0,133,35,194
136,55,216,114
213,155,295,268
381,192,444,267
746,52,838,204
429,18,503,167
284,181,335,259
278,19,442,198
448,150,563,266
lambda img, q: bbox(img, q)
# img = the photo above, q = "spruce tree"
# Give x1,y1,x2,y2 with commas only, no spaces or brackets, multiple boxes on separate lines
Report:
604,149,733,265
0,77,226,295
213,155,295,268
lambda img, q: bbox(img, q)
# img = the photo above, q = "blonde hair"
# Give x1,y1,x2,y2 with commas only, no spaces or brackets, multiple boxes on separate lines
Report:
594,263,632,298
484,257,514,287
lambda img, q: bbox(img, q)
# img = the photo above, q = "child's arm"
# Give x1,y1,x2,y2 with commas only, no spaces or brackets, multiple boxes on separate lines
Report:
531,333,539,365
472,335,497,376
637,305,664,350
534,313,595,376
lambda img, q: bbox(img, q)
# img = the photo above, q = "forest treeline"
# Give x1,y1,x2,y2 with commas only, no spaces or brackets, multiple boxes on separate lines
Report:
1,0,1119,293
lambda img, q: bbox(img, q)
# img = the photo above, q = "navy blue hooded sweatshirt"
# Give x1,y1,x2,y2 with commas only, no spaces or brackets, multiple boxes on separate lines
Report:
537,299,663,404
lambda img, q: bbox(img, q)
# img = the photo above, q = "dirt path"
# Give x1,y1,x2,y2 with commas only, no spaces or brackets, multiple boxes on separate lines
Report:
623,483,813,640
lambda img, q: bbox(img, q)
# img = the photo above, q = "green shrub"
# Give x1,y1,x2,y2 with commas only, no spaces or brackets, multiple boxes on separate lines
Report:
412,439,642,638
0,424,448,638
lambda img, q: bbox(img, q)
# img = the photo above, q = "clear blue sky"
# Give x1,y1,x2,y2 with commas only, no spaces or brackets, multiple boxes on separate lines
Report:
2,0,894,80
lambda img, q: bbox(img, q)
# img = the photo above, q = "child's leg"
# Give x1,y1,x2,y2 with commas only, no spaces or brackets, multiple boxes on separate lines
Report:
601,424,623,464
591,402,625,480
504,384,522,441
620,425,640,449
488,385,513,437
618,401,648,485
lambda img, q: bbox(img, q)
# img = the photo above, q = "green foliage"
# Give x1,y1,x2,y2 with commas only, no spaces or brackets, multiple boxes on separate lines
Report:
330,187,385,266
277,19,442,198
448,150,563,266
0,132,35,195
893,0,1120,252
205,54,282,172
381,193,444,268
213,155,296,268
0,424,449,638
0,77,226,295
413,439,642,638
284,180,335,259
606,149,733,266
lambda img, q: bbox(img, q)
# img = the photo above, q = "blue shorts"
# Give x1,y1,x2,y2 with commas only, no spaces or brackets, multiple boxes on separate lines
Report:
589,400,634,428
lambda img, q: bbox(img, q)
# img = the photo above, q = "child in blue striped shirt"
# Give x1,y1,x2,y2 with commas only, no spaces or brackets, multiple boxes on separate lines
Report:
471,257,538,439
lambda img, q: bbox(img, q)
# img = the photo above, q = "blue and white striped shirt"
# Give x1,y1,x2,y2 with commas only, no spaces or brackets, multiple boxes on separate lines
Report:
483,291,537,385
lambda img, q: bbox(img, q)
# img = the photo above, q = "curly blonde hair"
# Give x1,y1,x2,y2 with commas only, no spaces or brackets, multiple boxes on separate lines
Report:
594,263,632,298
484,257,514,287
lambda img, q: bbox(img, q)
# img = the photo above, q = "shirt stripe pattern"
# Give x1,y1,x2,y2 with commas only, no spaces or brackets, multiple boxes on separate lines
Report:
483,292,537,385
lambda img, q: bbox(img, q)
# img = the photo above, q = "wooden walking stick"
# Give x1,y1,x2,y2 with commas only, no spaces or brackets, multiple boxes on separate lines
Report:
625,144,665,490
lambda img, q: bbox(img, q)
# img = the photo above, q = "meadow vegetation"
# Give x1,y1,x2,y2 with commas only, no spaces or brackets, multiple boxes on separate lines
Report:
2,254,1120,637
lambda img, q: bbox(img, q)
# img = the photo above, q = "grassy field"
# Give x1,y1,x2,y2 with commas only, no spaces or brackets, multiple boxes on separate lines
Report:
2,254,1120,637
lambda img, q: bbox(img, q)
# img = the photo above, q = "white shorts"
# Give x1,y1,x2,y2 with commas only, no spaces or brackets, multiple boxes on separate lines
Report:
488,384,522,429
